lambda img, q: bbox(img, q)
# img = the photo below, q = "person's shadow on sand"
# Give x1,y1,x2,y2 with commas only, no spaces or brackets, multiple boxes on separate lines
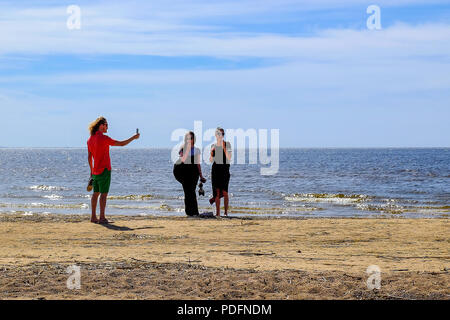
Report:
98,223,133,231
98,223,163,231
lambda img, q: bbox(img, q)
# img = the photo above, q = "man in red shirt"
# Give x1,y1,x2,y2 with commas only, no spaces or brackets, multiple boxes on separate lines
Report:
87,117,140,224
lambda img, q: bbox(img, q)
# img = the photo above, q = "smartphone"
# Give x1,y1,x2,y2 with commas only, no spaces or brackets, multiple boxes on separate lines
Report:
136,128,139,134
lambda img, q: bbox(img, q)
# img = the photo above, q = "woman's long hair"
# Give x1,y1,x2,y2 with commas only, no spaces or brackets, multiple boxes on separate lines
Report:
180,131,195,156
88,117,107,136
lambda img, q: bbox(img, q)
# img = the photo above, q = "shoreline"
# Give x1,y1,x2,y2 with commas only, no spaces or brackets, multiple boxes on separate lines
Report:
1,212,447,220
0,214,448,299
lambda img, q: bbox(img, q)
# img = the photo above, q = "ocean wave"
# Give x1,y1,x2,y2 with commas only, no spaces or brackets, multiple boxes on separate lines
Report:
413,205,450,212
138,213,149,216
356,204,449,215
413,209,450,215
43,194,63,200
29,185,68,191
105,204,320,215
107,194,154,201
228,205,320,215
285,193,369,204
0,202,89,209
108,203,174,211
356,203,405,214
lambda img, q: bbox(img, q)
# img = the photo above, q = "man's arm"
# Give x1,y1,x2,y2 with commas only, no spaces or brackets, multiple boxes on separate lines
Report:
88,151,93,175
114,133,140,147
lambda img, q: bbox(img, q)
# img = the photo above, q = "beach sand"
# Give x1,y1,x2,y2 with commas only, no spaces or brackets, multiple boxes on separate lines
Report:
0,214,448,299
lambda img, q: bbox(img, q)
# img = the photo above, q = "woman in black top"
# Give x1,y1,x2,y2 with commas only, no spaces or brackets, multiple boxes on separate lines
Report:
173,131,206,216
209,127,232,216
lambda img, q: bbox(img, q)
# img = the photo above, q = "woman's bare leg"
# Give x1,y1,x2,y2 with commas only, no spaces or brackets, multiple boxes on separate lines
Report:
223,191,229,216
215,188,221,216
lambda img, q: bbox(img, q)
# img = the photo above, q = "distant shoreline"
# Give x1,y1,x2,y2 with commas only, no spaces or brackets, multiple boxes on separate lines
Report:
0,147,449,150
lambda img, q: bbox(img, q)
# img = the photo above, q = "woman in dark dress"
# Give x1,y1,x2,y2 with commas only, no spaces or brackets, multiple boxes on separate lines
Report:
209,127,232,216
173,131,206,216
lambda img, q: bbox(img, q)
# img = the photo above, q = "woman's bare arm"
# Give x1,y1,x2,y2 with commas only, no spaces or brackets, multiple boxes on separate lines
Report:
209,145,215,163
196,154,205,179
223,141,232,161
181,147,190,163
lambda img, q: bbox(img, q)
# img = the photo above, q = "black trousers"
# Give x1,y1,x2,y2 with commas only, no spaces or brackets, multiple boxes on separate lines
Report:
182,177,199,216
174,163,199,216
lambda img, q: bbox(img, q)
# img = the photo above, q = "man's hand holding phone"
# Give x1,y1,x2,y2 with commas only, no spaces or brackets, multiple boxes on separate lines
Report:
133,128,140,140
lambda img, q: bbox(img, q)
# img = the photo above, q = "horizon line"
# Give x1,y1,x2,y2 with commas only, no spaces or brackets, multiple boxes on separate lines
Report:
0,146,448,150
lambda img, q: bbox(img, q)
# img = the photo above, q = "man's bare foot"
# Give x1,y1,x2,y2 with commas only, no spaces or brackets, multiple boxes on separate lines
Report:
90,218,99,223
98,218,109,224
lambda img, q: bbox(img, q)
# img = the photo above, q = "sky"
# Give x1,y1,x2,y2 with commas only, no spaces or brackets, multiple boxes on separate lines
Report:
0,0,449,148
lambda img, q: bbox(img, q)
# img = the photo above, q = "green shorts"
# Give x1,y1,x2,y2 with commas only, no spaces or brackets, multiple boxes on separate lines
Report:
92,168,111,193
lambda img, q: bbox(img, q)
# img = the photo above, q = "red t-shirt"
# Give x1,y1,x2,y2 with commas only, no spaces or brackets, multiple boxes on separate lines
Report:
87,131,117,175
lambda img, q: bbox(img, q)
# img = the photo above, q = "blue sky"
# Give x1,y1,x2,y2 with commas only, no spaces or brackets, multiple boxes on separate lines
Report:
0,0,449,147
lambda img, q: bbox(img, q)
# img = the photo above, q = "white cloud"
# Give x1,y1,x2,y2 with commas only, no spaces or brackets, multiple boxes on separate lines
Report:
0,1,449,147
0,19,449,114
1,0,449,57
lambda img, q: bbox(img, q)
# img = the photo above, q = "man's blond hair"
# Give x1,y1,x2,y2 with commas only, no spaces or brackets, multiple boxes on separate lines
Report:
88,117,107,136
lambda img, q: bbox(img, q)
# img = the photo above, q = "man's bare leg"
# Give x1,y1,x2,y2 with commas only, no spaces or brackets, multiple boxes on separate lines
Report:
91,192,100,223
99,193,108,223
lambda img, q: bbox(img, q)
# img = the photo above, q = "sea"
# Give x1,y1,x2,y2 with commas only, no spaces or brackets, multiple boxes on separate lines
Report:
0,148,448,218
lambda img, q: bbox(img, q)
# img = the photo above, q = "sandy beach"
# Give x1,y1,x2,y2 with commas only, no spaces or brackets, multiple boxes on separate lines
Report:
0,214,448,300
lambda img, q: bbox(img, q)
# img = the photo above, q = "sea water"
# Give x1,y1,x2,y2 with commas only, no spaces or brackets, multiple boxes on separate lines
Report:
0,148,448,218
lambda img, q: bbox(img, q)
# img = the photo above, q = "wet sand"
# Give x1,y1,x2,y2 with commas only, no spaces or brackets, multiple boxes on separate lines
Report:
0,214,448,299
